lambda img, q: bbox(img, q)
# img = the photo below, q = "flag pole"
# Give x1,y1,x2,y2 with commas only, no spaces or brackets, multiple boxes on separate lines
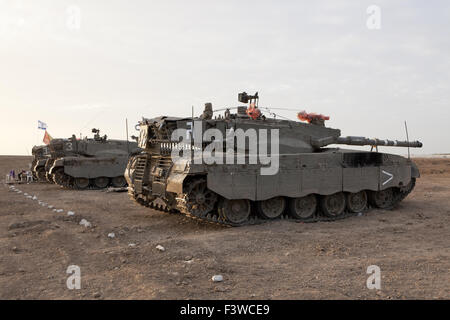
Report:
126,118,130,155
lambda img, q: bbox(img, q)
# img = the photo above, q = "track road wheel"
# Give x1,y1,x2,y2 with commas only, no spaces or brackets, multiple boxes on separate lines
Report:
346,191,368,213
218,198,251,225
74,177,89,189
184,179,217,217
288,194,317,220
369,188,395,209
94,177,109,189
53,168,66,185
111,176,127,188
320,192,346,217
45,172,53,183
257,197,286,219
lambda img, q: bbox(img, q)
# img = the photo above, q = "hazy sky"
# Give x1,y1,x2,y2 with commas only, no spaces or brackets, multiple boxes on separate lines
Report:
1,0,449,155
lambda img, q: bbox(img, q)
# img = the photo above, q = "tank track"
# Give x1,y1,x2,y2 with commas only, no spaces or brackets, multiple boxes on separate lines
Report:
33,168,48,182
53,171,127,190
128,179,416,227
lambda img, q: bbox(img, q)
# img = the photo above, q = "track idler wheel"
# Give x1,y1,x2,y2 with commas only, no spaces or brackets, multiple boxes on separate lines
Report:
398,178,416,201
218,198,251,225
53,169,64,185
346,191,368,213
94,177,110,189
257,196,286,219
74,177,90,189
369,188,396,209
320,192,346,217
111,176,127,188
53,168,71,187
288,194,317,220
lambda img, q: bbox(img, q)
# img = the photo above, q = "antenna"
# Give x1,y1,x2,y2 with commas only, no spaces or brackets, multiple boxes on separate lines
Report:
191,106,194,162
404,121,410,159
126,118,130,155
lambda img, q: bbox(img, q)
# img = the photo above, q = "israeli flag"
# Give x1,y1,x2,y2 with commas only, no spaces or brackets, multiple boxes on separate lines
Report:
38,120,47,130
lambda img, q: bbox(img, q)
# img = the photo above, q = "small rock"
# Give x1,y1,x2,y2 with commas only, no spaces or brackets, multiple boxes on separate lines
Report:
357,212,363,216
56,209,63,213
156,245,165,252
128,243,137,248
12,246,19,253
27,195,32,199
108,232,115,238
211,275,223,282
67,211,75,216
79,219,92,228
48,205,54,209
185,255,193,261
24,193,28,196
93,292,101,298
32,196,37,200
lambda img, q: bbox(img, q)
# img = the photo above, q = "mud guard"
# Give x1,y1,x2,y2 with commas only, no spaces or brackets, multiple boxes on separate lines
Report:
166,173,188,194
56,157,128,178
49,158,65,174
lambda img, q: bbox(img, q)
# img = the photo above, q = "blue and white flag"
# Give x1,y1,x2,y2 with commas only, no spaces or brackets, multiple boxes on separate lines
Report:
38,120,47,130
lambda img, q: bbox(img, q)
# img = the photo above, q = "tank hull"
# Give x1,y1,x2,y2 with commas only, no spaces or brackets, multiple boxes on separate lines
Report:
49,156,130,189
126,149,419,226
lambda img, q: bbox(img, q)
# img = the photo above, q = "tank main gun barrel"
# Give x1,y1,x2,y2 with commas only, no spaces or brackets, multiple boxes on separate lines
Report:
335,136,422,148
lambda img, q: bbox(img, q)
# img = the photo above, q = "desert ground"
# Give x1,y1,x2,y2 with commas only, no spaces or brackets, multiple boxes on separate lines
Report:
0,155,449,299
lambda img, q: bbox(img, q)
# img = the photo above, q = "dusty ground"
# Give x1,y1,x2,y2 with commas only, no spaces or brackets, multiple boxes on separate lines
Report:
0,156,449,299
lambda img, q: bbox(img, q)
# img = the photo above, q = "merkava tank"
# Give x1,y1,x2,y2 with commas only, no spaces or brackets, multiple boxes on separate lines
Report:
44,137,78,183
125,92,422,226
31,145,51,181
48,129,139,190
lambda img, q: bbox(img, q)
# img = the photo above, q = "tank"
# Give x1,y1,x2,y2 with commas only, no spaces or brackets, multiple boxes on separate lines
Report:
31,145,51,181
48,129,140,189
43,137,78,183
125,92,423,226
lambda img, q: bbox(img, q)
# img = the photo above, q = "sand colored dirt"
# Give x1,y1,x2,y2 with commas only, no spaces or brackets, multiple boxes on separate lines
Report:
0,156,449,299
